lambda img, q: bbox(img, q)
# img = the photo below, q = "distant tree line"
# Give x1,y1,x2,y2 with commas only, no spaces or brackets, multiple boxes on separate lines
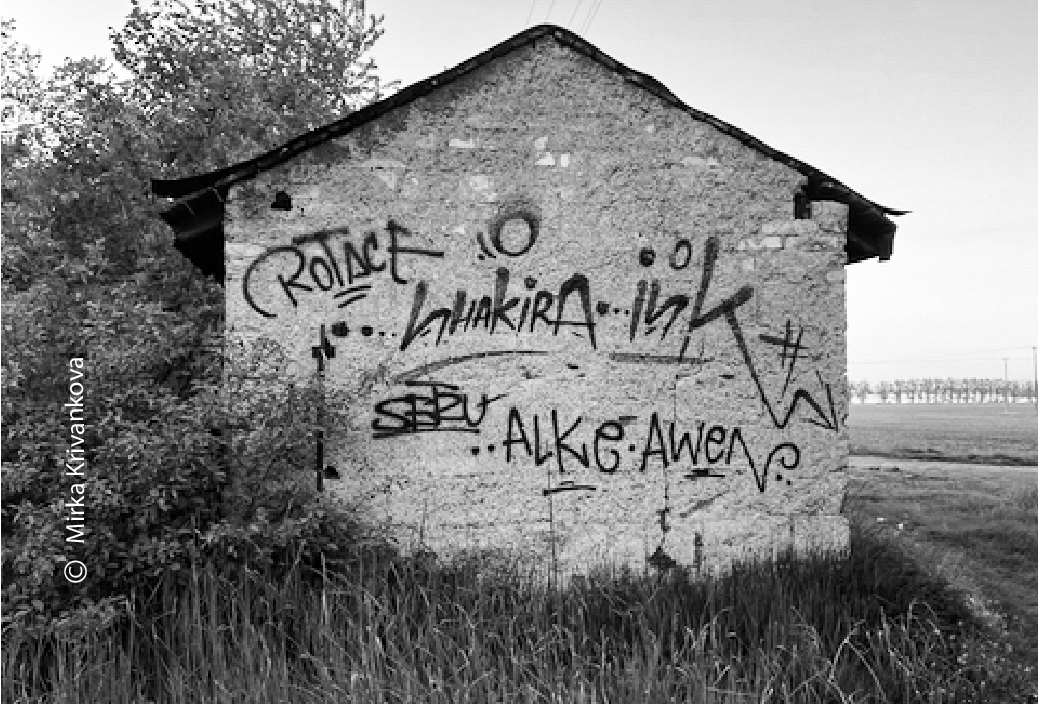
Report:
850,379,1038,404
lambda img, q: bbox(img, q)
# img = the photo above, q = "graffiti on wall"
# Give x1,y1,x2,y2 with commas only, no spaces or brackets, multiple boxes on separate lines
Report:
239,199,841,501
498,407,801,493
400,268,597,351
371,380,505,439
242,220,444,319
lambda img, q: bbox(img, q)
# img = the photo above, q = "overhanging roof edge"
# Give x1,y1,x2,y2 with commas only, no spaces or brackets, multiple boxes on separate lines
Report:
153,23,904,276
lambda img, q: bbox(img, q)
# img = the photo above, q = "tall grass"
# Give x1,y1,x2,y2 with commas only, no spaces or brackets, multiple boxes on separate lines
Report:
4,527,993,703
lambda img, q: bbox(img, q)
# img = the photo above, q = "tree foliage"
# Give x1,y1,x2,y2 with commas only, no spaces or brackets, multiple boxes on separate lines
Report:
849,377,1036,403
111,0,389,171
2,1,389,631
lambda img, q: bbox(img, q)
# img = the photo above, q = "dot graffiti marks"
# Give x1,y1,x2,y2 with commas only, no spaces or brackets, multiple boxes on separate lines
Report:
501,407,800,494
400,268,597,352
628,235,840,433
629,236,754,355
241,210,839,480
759,320,809,398
363,226,835,461
637,239,692,271
402,202,600,352
241,220,444,319
482,233,834,496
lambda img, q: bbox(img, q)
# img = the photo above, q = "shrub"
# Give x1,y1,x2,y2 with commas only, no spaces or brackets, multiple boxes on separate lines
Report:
1,298,326,633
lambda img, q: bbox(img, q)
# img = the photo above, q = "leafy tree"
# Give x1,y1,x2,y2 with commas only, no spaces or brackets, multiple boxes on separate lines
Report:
876,381,891,404
854,380,870,404
905,379,917,403
110,0,390,172
2,1,390,629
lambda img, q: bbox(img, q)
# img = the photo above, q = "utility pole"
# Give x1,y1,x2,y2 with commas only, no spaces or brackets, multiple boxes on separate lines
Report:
1033,346,1037,414
1003,357,1009,415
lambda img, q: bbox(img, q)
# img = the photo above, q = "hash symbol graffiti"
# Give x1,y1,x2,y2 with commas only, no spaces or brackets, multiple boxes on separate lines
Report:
759,320,807,397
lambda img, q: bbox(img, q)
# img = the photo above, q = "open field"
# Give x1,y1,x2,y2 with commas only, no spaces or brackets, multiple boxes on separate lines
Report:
848,403,1038,465
847,456,1038,700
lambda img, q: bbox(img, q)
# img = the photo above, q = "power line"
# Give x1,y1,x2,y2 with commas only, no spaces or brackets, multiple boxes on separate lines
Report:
525,0,539,27
850,346,1034,364
589,0,606,32
581,0,604,33
900,345,1030,357
544,0,558,23
567,0,585,28
854,357,1032,364
1032,346,1037,414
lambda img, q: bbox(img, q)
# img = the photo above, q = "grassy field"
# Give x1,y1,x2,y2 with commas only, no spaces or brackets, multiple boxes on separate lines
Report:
847,402,1038,701
845,457,1038,702
5,404,1036,701
1,530,1013,703
7,487,1038,703
848,403,1038,465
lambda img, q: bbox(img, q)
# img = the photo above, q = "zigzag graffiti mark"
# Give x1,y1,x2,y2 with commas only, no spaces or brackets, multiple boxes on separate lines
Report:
724,307,838,431
626,233,839,433
654,234,837,433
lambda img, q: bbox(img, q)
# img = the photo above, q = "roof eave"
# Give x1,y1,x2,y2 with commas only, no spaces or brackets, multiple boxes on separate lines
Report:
153,23,904,278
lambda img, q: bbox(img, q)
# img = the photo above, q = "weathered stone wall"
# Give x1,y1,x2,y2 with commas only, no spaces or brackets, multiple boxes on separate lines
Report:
223,37,851,577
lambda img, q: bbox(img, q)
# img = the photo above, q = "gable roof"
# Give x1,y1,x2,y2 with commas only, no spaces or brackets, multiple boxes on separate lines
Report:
153,23,905,283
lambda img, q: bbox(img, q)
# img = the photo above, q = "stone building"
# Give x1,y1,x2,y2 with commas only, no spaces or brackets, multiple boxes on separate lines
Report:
155,25,902,576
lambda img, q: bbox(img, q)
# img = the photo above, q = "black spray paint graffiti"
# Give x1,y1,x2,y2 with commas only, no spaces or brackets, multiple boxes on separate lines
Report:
629,237,754,356
638,411,800,493
501,407,800,493
371,380,505,439
391,350,551,384
284,214,838,472
759,320,809,398
543,481,598,497
729,312,840,432
626,236,839,432
242,220,443,318
370,231,836,459
260,214,836,437
637,239,693,270
476,201,541,259
399,268,597,352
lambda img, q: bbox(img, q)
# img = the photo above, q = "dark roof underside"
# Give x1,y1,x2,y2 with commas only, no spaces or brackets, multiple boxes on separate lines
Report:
153,24,904,283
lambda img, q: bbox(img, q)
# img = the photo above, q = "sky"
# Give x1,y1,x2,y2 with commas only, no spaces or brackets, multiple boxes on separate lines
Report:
4,0,1037,383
